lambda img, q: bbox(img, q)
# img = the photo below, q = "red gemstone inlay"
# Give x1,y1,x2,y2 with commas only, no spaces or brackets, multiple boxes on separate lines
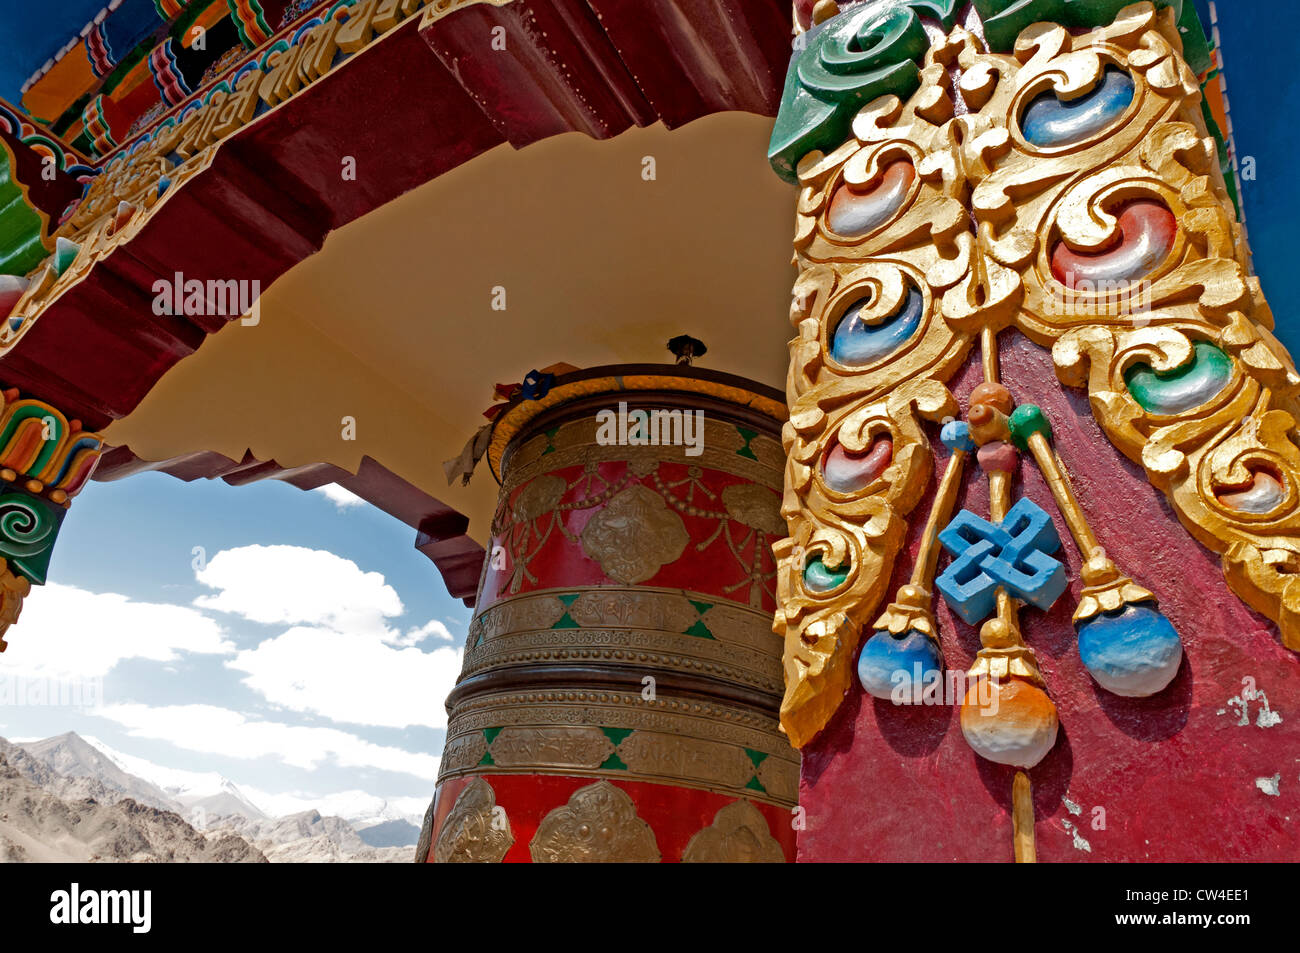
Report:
822,435,893,493
827,161,916,237
1050,200,1176,288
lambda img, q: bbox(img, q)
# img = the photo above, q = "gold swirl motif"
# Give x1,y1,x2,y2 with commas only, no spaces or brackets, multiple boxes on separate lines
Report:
579,484,689,584
529,781,661,863
774,2,1300,748
433,777,514,864
681,800,786,863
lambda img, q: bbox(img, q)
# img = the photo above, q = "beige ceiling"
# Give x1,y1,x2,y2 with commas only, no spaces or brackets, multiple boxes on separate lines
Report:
103,111,797,541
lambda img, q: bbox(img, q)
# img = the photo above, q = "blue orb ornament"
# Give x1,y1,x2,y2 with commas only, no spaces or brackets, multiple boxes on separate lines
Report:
941,419,975,454
1076,602,1182,697
857,628,943,701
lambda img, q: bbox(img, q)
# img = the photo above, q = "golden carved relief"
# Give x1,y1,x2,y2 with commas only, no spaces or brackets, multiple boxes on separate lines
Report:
774,2,1300,748
487,726,616,771
440,689,799,805
529,781,660,863
433,777,514,863
567,588,702,633
460,587,783,694
681,800,786,863
439,731,489,774
580,484,690,584
755,752,800,801
615,730,759,791
467,592,567,644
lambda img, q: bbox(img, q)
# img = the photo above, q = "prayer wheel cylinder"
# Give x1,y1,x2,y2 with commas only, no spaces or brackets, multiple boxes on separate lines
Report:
419,365,798,863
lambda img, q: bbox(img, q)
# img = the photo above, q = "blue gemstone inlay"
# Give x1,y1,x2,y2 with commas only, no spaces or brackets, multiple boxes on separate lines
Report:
1022,68,1134,148
1077,602,1183,697
831,286,923,366
858,628,944,701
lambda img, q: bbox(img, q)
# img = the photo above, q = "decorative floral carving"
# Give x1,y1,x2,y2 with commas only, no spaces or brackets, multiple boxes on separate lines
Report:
682,800,786,863
580,484,689,584
529,781,660,863
433,777,514,864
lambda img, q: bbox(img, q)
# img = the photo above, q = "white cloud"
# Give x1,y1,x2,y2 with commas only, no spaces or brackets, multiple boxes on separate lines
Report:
0,583,234,680
194,544,402,638
392,618,455,647
314,484,365,509
97,703,438,780
227,626,462,729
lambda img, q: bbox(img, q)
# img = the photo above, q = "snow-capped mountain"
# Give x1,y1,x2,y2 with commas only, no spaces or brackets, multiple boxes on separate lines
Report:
15,732,182,812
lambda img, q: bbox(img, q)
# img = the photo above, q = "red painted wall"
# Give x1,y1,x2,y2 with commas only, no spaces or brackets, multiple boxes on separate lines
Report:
798,333,1300,862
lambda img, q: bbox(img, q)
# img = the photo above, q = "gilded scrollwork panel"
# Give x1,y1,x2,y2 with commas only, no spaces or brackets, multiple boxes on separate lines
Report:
769,0,1300,749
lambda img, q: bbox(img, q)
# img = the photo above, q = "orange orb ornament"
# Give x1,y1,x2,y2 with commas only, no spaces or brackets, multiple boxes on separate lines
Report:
960,677,1058,768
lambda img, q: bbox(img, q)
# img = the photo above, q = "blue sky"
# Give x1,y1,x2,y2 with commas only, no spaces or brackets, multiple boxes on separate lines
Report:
0,471,471,823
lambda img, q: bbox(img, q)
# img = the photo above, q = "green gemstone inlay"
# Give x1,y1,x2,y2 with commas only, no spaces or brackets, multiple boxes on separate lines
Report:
597,727,634,770
1124,340,1233,415
601,727,634,746
735,426,759,460
804,555,850,592
478,728,501,767
684,599,715,639
552,593,581,629
745,749,768,791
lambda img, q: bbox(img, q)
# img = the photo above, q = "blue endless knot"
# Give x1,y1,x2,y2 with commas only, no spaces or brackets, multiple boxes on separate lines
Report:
935,498,1067,625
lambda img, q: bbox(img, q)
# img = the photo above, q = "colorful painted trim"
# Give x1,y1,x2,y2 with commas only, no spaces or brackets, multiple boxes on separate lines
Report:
82,96,120,154
0,142,51,278
85,24,118,80
149,39,195,107
228,0,277,47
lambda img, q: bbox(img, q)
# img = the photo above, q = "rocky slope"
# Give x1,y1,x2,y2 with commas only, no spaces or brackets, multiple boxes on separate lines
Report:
15,733,182,810
1,733,412,863
215,809,409,863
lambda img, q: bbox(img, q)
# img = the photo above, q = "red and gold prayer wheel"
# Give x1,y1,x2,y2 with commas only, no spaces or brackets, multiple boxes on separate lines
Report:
419,365,798,862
